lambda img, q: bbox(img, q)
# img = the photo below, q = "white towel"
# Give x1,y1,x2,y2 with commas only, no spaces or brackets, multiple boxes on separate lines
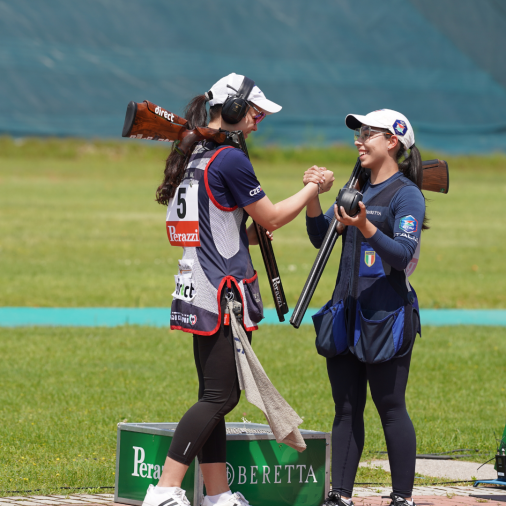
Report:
229,300,306,452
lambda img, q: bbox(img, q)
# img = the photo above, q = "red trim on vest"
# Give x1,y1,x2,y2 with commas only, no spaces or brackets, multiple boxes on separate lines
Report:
242,270,258,284
204,146,238,212
170,275,258,334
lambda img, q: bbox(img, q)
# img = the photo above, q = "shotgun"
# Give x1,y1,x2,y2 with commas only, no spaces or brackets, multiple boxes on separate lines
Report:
289,157,449,329
122,100,289,322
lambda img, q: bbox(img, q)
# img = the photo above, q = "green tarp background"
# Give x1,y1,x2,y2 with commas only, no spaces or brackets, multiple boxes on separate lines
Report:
1,0,506,153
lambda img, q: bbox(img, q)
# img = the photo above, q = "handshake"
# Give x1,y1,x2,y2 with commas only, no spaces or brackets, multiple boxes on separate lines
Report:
302,166,335,194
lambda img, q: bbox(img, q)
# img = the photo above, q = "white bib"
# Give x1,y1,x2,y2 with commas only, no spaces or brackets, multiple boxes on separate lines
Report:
166,179,200,247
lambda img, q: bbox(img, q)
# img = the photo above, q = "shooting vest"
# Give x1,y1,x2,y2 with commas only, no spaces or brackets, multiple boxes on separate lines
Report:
328,176,422,363
168,141,263,335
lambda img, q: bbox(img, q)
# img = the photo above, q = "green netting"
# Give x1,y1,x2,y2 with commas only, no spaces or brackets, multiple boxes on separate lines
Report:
1,0,505,153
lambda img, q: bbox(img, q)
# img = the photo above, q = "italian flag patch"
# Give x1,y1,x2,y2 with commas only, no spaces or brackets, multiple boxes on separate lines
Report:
364,250,376,267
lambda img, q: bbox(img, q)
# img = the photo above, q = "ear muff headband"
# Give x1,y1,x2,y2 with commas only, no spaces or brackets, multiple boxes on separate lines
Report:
221,76,255,125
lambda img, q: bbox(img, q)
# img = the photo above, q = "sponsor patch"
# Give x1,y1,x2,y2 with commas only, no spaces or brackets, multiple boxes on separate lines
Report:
364,250,376,267
393,120,407,136
170,311,198,325
154,106,175,122
172,259,197,302
249,185,262,197
399,215,418,234
173,274,196,302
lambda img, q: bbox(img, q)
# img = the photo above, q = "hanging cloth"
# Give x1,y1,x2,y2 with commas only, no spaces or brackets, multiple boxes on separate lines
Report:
228,300,306,452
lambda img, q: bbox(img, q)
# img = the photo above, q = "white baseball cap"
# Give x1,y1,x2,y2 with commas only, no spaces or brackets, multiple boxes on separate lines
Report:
207,73,282,114
345,109,415,149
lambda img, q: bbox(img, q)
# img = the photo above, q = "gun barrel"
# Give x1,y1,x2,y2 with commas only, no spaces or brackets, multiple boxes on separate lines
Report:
290,217,340,328
234,130,289,323
255,222,289,322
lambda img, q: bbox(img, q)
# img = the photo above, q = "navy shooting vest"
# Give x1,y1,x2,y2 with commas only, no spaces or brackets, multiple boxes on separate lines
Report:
169,141,263,335
314,176,421,363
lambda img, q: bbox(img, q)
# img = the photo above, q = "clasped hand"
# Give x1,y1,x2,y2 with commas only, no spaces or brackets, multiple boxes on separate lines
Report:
303,165,335,193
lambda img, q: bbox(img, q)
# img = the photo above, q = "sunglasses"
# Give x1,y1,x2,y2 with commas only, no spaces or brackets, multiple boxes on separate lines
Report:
354,125,392,142
248,102,266,124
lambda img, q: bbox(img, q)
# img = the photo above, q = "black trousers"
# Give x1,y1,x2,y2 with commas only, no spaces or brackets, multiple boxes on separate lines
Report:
168,294,251,465
327,350,416,499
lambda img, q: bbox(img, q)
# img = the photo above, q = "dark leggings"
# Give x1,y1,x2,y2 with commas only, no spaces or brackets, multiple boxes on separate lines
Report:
327,350,416,499
168,296,251,465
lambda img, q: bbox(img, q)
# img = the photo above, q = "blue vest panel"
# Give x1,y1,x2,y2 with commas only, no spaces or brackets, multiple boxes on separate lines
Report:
331,177,421,363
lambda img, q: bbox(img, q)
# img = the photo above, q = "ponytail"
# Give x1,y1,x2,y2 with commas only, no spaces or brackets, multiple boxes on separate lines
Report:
155,95,214,205
396,144,429,230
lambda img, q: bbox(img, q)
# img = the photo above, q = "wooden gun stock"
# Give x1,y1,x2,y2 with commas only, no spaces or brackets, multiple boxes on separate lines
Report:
122,100,227,152
421,159,449,194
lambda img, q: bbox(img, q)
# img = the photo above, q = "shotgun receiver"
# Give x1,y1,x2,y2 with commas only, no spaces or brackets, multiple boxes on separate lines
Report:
289,157,450,328
122,100,289,322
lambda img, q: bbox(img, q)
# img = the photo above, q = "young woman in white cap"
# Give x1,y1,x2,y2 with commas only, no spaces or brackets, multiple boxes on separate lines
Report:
141,73,334,506
304,109,426,506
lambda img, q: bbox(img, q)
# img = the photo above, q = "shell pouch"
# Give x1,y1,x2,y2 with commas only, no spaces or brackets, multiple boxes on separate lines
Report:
312,299,348,358
242,271,264,324
353,303,405,364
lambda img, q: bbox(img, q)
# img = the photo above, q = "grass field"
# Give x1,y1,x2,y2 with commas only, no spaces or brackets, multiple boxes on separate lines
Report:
1,324,505,494
1,136,506,308
1,137,506,494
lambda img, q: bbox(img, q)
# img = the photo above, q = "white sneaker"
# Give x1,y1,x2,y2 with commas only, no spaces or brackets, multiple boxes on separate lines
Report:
227,492,250,506
201,491,250,506
142,484,191,506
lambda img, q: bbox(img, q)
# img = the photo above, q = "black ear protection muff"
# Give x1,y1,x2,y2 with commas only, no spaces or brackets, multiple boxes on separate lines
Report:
221,76,255,124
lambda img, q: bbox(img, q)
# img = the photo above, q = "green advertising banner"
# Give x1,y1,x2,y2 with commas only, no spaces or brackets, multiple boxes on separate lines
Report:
116,427,195,504
222,438,327,506
115,423,329,506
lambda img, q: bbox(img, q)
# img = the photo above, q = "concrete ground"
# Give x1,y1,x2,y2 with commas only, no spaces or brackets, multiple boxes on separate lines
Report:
359,459,497,481
0,487,506,506
0,461,502,506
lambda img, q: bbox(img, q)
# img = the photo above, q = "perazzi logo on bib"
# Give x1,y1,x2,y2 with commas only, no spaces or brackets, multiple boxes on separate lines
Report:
166,179,200,247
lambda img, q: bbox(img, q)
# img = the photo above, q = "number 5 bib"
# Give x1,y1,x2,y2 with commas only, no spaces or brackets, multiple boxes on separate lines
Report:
166,179,200,247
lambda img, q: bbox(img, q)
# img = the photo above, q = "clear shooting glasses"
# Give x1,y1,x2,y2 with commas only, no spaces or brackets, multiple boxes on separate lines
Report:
354,125,393,142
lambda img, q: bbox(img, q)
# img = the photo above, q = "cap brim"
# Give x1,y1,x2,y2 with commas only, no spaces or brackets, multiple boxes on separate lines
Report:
250,97,282,114
345,114,368,130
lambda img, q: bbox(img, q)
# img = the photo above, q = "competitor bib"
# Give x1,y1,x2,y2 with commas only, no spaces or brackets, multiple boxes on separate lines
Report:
166,179,200,247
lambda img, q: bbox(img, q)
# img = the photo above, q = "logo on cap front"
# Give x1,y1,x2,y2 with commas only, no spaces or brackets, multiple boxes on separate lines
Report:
393,120,407,136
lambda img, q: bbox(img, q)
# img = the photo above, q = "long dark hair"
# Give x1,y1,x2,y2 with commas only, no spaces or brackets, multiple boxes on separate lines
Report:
395,142,429,230
155,96,222,205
